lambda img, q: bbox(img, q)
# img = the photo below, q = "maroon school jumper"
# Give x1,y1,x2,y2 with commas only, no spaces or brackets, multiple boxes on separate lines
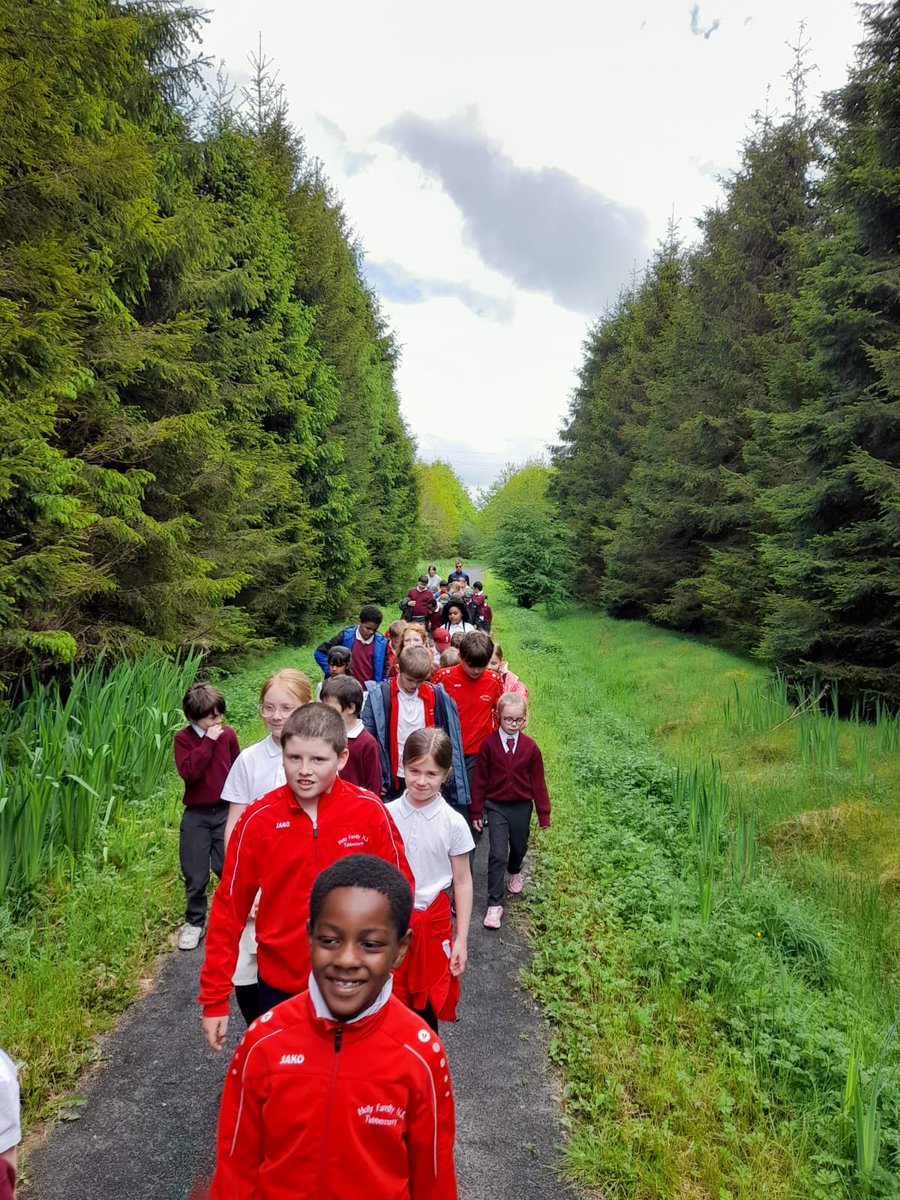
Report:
350,634,376,683
406,586,437,620
340,727,383,795
173,725,240,806
469,731,551,827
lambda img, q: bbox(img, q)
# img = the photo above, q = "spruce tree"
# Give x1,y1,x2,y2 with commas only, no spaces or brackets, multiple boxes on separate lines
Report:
756,3,900,703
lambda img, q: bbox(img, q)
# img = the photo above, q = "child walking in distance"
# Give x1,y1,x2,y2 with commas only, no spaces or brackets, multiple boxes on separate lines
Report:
208,854,457,1200
363,644,469,807
199,704,413,1050
314,604,388,684
220,669,312,1024
471,694,550,929
173,684,240,952
388,729,473,1030
433,632,502,803
321,675,382,795
0,1050,19,1200
314,646,351,700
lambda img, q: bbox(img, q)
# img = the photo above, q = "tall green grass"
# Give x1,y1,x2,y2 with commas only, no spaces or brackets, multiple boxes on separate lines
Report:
482,580,900,1198
0,653,201,903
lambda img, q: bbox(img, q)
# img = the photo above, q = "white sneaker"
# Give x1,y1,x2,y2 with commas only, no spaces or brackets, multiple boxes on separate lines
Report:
177,923,204,951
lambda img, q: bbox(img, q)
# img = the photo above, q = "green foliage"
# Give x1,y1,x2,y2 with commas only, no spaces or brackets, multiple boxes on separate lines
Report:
487,504,573,611
478,459,552,548
551,16,899,705
0,652,199,903
489,592,900,1198
416,460,477,559
0,2,418,679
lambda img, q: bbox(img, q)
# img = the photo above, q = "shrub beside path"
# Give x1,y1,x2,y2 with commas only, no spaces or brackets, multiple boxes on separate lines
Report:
22,837,581,1199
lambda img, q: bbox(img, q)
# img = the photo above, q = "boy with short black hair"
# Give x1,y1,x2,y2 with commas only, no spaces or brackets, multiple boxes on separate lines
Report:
199,704,413,1050
314,604,388,684
174,683,240,951
321,675,382,795
208,854,457,1200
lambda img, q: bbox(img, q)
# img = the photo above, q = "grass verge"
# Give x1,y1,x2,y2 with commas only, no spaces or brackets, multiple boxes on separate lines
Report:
2,643,318,1132
483,578,899,1199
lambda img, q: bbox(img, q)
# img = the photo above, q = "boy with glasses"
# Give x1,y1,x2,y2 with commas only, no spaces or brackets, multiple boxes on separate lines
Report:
470,694,551,929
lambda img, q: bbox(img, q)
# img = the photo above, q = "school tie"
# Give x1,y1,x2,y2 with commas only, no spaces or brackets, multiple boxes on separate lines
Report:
506,737,515,754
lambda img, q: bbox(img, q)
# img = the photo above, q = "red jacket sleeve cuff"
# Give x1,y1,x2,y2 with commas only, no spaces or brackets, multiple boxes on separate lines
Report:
202,1001,231,1019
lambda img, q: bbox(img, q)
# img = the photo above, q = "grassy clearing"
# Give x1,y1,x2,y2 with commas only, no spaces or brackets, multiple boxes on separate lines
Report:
482,579,899,1198
2,643,319,1130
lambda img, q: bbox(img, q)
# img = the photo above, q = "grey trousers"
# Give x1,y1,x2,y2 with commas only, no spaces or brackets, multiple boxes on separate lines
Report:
180,804,226,926
486,800,533,905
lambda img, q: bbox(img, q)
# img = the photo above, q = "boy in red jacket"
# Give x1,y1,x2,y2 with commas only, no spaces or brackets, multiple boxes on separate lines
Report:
208,854,458,1200
199,704,413,1051
470,694,550,929
432,631,502,810
174,683,240,952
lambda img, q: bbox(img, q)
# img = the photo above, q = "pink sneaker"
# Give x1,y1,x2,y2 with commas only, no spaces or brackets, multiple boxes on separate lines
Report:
507,873,524,895
483,905,504,929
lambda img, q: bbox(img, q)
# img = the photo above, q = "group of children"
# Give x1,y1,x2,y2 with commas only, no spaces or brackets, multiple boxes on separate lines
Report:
173,567,549,1198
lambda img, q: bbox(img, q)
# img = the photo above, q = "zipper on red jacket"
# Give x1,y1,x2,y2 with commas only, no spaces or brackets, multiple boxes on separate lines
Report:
313,819,318,874
317,1025,343,1193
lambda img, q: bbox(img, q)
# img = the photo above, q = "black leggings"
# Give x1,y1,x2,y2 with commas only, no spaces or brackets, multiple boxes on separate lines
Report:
413,1000,439,1032
234,983,260,1026
258,977,295,1016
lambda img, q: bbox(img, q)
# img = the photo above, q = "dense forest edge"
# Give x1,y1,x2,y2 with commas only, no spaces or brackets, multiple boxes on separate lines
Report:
1,0,420,683
550,10,899,709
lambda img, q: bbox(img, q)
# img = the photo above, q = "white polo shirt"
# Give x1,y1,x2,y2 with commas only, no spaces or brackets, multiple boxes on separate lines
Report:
395,688,425,778
386,793,475,909
221,735,284,806
0,1049,20,1155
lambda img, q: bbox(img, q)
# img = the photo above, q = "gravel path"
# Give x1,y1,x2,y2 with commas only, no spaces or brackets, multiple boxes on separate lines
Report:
22,834,579,1200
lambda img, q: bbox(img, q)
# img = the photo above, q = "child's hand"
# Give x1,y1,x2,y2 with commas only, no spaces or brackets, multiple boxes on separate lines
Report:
471,818,483,833
206,722,224,742
203,1014,229,1051
449,939,467,976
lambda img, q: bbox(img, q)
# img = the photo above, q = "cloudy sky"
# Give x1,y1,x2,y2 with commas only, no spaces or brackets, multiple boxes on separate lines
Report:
198,1,867,491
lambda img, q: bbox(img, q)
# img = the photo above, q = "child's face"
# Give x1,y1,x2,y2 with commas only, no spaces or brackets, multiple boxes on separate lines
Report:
309,887,410,1020
359,620,379,640
330,661,348,677
488,649,502,672
397,670,427,696
196,711,223,731
404,754,450,805
283,734,347,804
461,661,486,681
260,684,301,743
499,703,527,735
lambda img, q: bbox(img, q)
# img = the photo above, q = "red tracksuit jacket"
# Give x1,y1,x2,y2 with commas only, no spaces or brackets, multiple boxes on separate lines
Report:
199,779,413,1017
209,989,458,1200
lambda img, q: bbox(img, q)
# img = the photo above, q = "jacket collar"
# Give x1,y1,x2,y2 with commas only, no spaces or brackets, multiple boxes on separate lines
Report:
306,974,394,1037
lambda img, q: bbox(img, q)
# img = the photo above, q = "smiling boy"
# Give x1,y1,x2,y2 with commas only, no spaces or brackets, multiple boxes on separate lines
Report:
198,705,413,1050
208,855,458,1200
